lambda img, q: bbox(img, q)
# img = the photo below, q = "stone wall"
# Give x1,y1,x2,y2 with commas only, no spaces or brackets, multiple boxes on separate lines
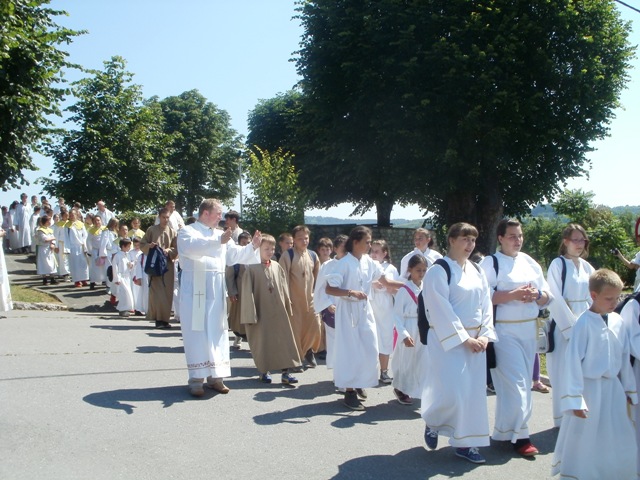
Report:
307,224,441,272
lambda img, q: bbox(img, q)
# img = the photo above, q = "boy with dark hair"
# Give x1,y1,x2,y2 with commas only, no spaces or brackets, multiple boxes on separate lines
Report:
552,269,637,479
112,237,134,317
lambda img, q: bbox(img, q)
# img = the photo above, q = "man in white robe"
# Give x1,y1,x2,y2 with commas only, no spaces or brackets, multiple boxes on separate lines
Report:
95,201,115,226
177,198,261,397
14,193,33,253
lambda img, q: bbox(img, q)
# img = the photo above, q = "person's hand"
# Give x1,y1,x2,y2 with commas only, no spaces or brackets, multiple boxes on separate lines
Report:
229,295,238,302
349,290,367,300
115,281,120,285
476,336,489,351
573,409,588,418
221,228,232,244
133,278,141,286
328,305,336,314
251,230,262,249
148,242,157,249
464,338,485,353
513,285,537,303
403,336,415,347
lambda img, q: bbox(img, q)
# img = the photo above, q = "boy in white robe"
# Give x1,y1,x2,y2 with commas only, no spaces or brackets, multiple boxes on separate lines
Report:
552,269,637,479
128,237,143,313
133,244,148,316
112,238,134,317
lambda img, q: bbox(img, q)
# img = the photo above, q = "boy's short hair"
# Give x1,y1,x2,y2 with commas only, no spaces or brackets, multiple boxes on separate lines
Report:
278,232,292,242
292,225,310,237
589,268,624,293
119,238,132,248
131,237,141,243
261,234,276,246
224,210,240,221
333,234,348,248
316,237,333,250
238,231,251,243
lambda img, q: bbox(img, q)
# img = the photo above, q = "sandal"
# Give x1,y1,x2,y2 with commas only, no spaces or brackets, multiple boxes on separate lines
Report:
532,381,550,393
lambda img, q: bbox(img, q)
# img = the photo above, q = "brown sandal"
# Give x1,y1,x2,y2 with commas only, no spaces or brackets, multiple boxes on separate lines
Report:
532,381,551,393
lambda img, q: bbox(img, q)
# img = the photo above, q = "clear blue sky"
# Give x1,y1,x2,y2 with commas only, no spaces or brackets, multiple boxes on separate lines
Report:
2,0,638,218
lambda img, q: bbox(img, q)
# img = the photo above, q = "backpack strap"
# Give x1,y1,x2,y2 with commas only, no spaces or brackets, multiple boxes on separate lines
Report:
559,256,567,296
434,258,451,284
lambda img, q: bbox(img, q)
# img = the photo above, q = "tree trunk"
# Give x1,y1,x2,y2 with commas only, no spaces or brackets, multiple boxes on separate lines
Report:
375,196,394,227
475,185,504,255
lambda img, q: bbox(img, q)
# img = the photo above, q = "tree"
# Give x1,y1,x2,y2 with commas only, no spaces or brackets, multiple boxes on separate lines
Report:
42,56,178,212
159,90,241,216
0,0,82,190
242,147,307,236
295,1,634,248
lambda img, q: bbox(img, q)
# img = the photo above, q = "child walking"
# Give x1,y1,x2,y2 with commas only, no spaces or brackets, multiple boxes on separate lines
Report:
112,238,134,317
551,269,637,479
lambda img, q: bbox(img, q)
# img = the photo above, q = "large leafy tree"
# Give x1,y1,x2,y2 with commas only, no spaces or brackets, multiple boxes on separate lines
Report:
159,90,241,216
295,0,634,250
43,56,178,212
0,0,82,190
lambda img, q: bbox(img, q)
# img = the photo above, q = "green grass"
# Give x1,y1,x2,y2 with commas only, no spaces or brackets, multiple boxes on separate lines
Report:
539,352,547,377
9,284,62,304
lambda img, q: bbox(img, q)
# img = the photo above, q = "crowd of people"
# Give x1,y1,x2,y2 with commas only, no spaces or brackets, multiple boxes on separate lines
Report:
2,194,640,479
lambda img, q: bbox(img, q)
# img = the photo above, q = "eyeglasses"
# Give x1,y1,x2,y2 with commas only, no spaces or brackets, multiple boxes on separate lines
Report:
569,238,587,244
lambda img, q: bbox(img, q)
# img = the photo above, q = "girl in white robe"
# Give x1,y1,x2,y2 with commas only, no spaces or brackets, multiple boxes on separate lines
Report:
552,270,637,479
0,228,12,311
133,248,148,315
100,219,119,298
128,238,142,312
112,239,134,316
421,222,496,464
391,254,427,403
480,219,552,457
546,223,595,427
326,226,404,411
64,210,89,286
87,216,106,288
53,211,70,277
399,228,442,279
34,215,57,284
370,239,399,384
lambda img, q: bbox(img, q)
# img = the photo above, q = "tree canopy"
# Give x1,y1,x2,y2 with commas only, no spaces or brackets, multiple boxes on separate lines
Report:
291,0,634,248
0,0,82,190
42,56,178,212
159,90,240,215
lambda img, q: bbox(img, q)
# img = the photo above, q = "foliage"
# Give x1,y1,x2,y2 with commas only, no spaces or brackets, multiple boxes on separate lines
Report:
41,57,179,212
242,147,307,236
116,212,159,232
522,216,566,269
0,0,83,190
293,0,635,246
159,90,241,216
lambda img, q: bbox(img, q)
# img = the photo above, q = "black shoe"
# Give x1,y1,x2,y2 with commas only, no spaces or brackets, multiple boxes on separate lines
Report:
50,277,58,285
89,282,96,290
356,388,368,400
316,350,327,360
304,350,317,368
42,277,48,285
343,391,364,411
155,321,171,329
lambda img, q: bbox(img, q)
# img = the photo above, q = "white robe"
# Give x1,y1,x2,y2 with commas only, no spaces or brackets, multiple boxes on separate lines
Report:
112,251,134,312
64,223,89,283
546,256,594,426
391,280,425,398
35,228,56,275
177,221,259,380
53,222,70,276
8,209,19,250
399,247,442,279
326,253,383,389
0,234,12,311
128,249,142,311
421,257,496,448
99,230,118,289
314,259,337,369
88,229,106,284
29,214,39,253
370,261,399,355
621,297,640,475
480,251,552,442
133,251,148,314
13,202,32,249
552,310,637,479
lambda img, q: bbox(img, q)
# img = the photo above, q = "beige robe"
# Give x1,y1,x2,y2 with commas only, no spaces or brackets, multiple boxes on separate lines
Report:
279,248,321,357
140,224,177,322
225,263,246,337
241,262,301,373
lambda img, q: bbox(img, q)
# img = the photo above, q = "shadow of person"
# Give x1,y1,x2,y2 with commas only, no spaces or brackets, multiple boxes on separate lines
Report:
83,385,190,414
135,345,184,354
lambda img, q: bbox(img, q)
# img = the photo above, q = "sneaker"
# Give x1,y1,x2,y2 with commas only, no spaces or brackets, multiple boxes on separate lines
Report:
424,426,438,450
393,388,413,405
515,442,539,457
356,388,367,400
155,321,171,329
259,373,272,384
486,383,495,394
343,391,364,411
281,373,298,384
379,370,392,384
232,336,242,350
455,447,486,464
304,350,317,368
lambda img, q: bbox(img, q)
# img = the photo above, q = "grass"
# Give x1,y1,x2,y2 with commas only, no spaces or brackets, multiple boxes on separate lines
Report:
9,284,62,304
539,352,547,377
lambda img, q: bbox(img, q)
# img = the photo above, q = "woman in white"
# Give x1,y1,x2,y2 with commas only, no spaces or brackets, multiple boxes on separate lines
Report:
369,239,400,384
64,209,89,287
100,218,119,299
325,226,404,411
53,209,70,278
0,227,12,311
399,228,442,279
422,222,496,465
87,215,106,289
480,219,552,457
112,238,134,316
34,215,57,285
546,223,594,427
391,254,427,405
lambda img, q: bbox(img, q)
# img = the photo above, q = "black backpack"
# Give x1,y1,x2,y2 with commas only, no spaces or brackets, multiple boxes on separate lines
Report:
614,291,640,315
418,258,481,345
144,246,169,282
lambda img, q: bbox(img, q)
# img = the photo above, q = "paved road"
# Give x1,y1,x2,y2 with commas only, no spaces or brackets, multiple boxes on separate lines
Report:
0,253,557,479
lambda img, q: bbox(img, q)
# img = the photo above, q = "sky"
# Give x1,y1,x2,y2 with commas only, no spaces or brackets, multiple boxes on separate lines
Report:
1,0,639,219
